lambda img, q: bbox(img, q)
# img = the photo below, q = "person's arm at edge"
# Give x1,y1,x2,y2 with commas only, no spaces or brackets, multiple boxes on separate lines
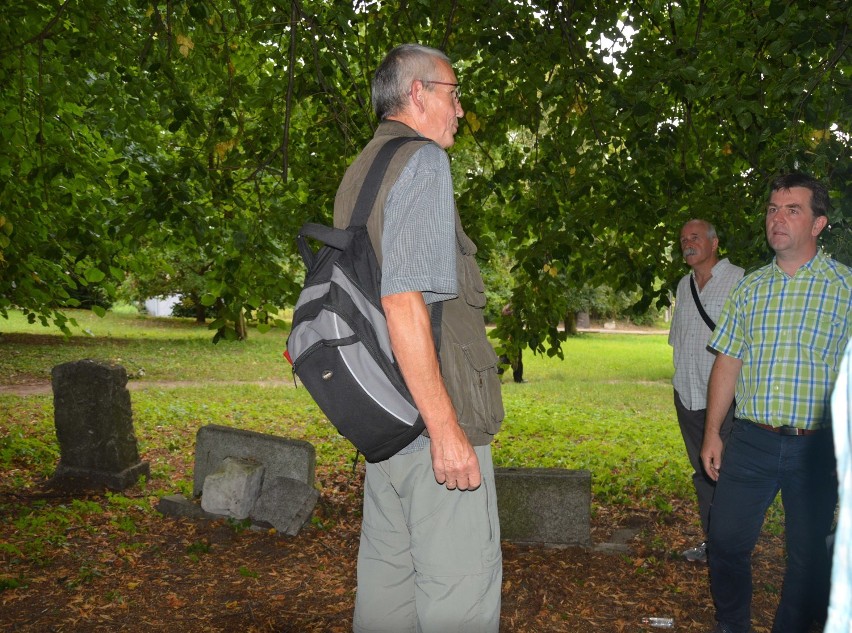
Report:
700,352,741,481
382,290,481,491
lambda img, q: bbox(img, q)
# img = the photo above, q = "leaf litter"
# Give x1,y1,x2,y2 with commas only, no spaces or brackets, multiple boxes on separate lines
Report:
0,467,786,632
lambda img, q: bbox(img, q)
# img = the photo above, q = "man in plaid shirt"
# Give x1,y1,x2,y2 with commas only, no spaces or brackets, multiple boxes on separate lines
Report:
700,173,851,633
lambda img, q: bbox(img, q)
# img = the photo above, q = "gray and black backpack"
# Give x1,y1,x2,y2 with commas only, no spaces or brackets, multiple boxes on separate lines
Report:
285,136,441,462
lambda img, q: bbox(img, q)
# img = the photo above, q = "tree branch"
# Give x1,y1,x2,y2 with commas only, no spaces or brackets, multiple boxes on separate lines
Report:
281,0,298,183
694,0,706,46
794,22,850,120
0,0,71,56
440,0,459,52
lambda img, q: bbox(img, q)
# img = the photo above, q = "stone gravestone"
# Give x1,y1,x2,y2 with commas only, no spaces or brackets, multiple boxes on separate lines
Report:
50,360,150,491
192,424,315,496
495,467,591,547
158,424,319,536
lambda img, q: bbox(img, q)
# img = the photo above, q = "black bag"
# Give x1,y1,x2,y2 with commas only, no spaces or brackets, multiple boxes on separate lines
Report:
285,135,441,462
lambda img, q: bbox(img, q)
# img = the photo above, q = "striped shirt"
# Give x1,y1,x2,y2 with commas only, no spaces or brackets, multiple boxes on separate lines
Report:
669,258,744,410
825,339,852,632
381,143,457,305
709,250,852,430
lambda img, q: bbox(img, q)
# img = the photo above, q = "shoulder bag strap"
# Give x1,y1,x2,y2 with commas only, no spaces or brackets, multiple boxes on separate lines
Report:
346,134,442,350
689,276,716,331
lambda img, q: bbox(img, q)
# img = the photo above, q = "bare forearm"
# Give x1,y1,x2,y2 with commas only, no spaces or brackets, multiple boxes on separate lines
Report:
382,292,457,435
705,353,740,436
701,352,741,480
381,291,480,489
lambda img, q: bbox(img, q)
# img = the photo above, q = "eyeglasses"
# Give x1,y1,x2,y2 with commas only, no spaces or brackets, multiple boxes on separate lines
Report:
419,79,461,104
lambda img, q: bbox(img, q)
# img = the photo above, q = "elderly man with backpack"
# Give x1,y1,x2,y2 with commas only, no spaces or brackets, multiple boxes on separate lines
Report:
332,44,505,633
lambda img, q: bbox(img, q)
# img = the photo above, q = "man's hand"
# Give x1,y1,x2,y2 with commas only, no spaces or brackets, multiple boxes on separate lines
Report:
429,419,481,490
701,432,724,482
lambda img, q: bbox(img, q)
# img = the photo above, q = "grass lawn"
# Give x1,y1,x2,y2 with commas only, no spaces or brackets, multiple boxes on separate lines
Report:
0,307,687,509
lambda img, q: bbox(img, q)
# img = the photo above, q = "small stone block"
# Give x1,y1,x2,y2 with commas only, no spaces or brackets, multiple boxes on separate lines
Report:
201,457,265,519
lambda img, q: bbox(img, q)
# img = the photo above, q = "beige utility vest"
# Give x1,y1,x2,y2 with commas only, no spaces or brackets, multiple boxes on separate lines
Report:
333,121,504,445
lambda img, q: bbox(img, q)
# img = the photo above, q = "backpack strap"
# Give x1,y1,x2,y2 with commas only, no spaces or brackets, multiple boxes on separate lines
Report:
430,301,443,355
348,135,427,228
347,134,442,353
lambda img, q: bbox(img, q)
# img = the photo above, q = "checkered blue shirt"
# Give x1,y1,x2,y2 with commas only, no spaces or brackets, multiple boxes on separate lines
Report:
381,143,457,305
709,250,852,429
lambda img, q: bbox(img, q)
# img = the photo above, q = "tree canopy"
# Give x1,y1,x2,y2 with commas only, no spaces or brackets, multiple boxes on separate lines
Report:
2,0,850,350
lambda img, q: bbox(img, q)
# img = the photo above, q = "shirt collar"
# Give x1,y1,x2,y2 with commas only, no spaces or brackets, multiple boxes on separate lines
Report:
770,250,827,279
710,258,731,275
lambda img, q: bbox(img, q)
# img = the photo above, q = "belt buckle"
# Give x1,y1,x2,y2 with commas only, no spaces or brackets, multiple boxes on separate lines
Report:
779,426,802,436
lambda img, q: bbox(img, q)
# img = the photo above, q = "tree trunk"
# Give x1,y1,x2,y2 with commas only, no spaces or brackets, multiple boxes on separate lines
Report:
564,312,578,336
235,310,248,341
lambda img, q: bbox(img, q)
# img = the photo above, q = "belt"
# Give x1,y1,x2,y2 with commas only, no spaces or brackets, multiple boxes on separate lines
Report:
750,421,821,436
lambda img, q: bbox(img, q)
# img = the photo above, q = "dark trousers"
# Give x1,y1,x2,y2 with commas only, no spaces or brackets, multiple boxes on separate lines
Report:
708,419,837,633
498,353,523,383
673,390,735,535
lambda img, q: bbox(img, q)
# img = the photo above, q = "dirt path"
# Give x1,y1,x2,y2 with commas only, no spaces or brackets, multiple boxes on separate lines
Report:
0,323,667,398
0,379,293,397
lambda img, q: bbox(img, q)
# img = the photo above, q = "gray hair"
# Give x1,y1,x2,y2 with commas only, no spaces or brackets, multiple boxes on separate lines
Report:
684,219,718,240
372,44,451,120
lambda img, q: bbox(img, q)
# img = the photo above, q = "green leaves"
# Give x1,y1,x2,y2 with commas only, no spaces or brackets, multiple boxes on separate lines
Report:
84,268,106,284
0,0,848,352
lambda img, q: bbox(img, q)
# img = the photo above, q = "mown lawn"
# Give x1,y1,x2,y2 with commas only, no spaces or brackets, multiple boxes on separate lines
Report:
0,308,686,509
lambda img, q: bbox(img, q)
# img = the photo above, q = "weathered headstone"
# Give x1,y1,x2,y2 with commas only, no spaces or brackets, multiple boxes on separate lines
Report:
50,360,149,491
192,424,315,495
159,424,319,536
495,468,591,547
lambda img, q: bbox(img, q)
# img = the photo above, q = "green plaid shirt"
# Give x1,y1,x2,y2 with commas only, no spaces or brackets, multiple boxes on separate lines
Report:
710,250,852,430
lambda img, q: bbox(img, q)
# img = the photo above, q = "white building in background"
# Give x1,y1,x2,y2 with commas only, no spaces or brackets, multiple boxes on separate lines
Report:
144,295,181,317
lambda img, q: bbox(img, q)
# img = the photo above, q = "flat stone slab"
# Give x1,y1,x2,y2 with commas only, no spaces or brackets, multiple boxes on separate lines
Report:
157,495,223,522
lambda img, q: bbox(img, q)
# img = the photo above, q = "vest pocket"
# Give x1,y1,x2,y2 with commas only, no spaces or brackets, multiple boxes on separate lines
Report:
444,336,505,436
459,252,487,309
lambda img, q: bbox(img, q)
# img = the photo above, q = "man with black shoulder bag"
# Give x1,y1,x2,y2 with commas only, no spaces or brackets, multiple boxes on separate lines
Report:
669,219,743,563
